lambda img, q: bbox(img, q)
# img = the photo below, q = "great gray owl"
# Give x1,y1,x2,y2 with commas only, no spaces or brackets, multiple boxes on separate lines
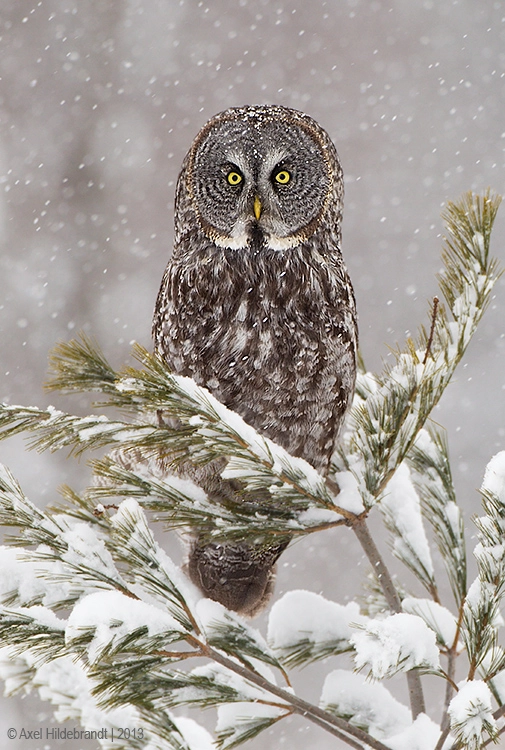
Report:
153,104,358,616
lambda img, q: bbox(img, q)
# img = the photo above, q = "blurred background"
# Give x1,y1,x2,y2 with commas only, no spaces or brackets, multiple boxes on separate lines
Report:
0,0,504,747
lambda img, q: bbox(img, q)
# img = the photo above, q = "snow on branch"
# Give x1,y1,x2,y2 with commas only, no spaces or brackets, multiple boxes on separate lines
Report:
0,192,503,749
351,612,441,680
267,589,367,667
320,669,411,740
462,452,505,683
379,462,436,597
448,680,497,750
408,427,467,606
0,470,385,750
347,190,502,508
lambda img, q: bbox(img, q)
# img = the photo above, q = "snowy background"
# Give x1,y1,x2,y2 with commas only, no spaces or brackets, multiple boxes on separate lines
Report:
0,0,504,748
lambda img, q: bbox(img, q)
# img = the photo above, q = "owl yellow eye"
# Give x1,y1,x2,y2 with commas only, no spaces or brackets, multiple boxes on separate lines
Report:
274,169,291,185
227,171,243,186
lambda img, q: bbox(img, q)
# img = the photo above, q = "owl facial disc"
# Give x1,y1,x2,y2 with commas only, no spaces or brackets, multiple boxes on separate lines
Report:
187,105,335,251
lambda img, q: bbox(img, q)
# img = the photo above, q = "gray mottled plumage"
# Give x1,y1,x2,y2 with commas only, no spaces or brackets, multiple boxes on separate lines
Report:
153,105,358,615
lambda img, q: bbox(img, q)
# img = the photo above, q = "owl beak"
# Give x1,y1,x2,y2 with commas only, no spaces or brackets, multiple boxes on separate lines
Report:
253,195,262,220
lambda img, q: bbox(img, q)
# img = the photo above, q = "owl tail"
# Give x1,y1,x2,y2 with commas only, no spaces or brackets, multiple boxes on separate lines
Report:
186,537,291,617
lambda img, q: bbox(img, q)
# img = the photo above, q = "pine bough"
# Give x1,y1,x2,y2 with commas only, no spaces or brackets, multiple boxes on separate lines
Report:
0,192,503,749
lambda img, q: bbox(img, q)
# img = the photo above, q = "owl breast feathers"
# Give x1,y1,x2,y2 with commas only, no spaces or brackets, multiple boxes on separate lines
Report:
153,104,358,615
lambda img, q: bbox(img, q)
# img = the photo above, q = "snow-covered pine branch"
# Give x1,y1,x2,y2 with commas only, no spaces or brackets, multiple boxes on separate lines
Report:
0,359,363,554
344,190,502,508
462,452,505,688
0,481,392,750
0,191,504,749
408,427,466,607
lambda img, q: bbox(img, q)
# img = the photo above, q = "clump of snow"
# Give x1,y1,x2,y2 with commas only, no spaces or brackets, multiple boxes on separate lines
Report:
413,428,438,461
74,414,114,442
464,578,504,628
0,546,71,608
119,456,208,504
61,521,123,585
386,712,442,750
198,598,266,648
268,590,367,653
320,669,410,739
351,612,440,679
381,463,434,579
402,597,458,649
174,716,214,750
0,646,33,696
331,470,365,514
66,590,185,662
448,680,497,749
295,507,344,527
444,501,464,538
473,541,505,582
481,451,505,501
13,604,65,631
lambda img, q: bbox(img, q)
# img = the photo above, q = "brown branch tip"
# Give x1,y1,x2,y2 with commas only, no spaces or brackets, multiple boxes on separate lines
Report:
423,296,440,365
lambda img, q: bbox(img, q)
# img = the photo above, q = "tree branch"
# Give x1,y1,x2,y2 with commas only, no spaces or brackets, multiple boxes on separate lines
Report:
198,640,393,750
436,601,465,747
423,296,440,365
351,516,426,719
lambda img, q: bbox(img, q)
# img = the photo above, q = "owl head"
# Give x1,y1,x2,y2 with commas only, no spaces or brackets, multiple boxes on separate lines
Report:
183,104,343,252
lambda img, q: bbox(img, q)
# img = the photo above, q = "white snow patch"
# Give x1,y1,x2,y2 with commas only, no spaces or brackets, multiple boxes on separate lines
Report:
444,501,463,537
268,590,366,651
413,428,438,461
61,521,121,582
174,716,214,750
196,598,276,682
295,507,343,526
464,578,504,628
474,541,505,580
119,455,208,504
386,712,442,750
331,470,365,514
402,597,458,648
0,546,70,608
66,590,184,662
6,604,65,631
351,612,440,679
75,414,113,442
320,669,410,739
448,680,496,747
481,451,505,501
489,667,505,703
381,462,434,578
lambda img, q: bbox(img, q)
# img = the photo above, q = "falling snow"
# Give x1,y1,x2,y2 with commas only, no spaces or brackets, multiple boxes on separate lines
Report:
1,1,505,748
